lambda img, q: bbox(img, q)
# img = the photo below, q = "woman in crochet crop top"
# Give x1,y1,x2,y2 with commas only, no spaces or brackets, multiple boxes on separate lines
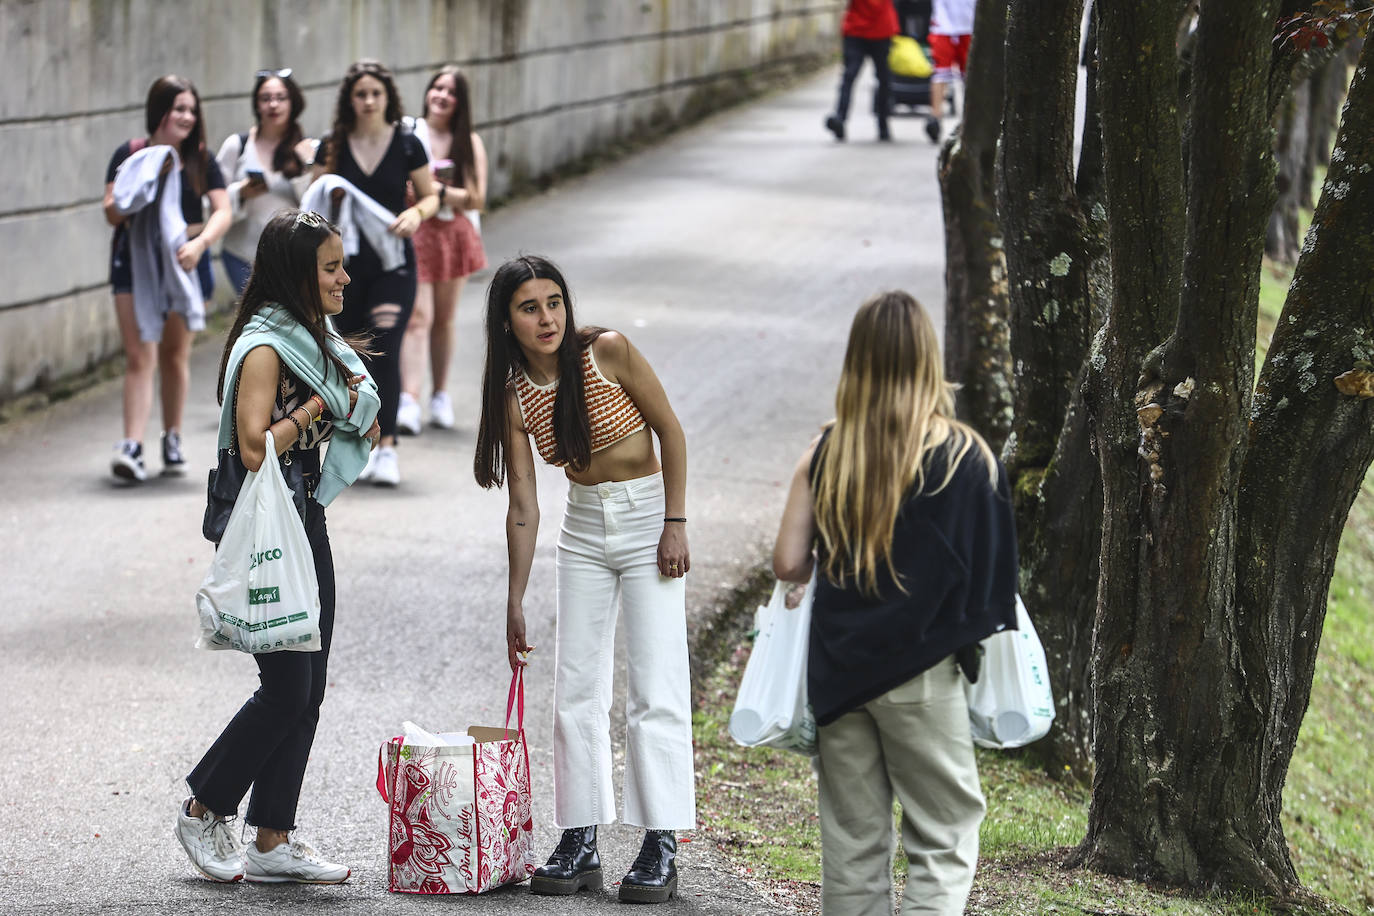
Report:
475,255,695,901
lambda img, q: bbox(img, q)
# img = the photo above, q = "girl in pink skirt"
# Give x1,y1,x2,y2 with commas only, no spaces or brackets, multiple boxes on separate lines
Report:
398,65,488,433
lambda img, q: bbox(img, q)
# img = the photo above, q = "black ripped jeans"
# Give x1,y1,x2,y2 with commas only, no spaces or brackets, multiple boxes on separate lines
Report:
187,498,334,830
333,237,417,441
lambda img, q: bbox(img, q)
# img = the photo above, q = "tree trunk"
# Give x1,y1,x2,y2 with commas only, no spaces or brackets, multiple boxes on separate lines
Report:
993,0,1103,774
1235,35,1374,896
1267,76,1311,265
997,0,1092,475
1076,0,1306,891
940,0,1012,453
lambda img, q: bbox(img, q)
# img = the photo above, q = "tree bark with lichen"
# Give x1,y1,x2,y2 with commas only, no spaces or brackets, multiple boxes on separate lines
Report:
1067,2,1374,894
940,0,1012,454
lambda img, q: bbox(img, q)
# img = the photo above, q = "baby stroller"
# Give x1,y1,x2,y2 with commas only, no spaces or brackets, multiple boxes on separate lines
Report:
889,0,955,117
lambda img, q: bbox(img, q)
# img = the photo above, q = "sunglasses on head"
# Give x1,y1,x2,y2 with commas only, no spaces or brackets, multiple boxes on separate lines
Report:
256,68,293,80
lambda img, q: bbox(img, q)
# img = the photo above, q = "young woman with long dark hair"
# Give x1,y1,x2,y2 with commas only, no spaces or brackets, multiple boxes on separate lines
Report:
215,68,317,293
474,255,693,905
174,209,380,885
103,74,230,482
397,64,488,434
771,291,1017,916
314,58,439,486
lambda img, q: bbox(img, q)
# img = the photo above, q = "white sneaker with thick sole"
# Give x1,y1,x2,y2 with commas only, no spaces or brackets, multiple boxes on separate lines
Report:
244,836,350,884
429,391,455,429
396,393,422,436
370,445,400,486
174,797,244,883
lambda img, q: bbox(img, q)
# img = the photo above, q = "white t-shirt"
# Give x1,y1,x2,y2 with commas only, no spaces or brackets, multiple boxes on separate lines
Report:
215,129,312,261
930,0,975,36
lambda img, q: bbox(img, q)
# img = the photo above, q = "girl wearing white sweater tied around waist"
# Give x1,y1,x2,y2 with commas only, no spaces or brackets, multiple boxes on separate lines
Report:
474,255,694,905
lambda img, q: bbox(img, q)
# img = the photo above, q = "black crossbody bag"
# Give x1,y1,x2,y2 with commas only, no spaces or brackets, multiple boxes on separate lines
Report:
202,368,307,543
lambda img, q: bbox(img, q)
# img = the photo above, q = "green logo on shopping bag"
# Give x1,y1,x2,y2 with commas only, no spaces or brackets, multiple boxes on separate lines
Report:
249,587,280,605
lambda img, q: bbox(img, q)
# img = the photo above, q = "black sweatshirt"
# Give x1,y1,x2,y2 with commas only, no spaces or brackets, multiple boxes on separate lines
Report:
808,436,1019,727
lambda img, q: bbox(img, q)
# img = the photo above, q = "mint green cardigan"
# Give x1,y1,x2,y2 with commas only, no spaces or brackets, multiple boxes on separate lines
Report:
218,306,381,507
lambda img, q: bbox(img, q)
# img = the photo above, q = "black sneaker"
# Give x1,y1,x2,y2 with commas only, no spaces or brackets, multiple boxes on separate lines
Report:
162,430,187,477
111,439,147,482
925,115,941,145
824,114,845,142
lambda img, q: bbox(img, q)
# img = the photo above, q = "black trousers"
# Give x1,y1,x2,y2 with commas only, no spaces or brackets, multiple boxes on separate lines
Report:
333,237,417,440
187,498,334,830
834,35,893,126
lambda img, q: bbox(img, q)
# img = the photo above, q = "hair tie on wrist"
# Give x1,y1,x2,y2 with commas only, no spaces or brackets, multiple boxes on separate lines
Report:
664,517,687,524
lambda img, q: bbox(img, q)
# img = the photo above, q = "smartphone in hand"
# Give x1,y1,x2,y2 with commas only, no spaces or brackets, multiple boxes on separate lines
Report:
245,170,267,188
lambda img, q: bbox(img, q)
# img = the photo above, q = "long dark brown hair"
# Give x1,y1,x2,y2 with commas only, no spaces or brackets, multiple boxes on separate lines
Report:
421,65,477,188
217,210,368,403
474,255,604,488
324,59,404,174
145,75,208,195
252,71,307,179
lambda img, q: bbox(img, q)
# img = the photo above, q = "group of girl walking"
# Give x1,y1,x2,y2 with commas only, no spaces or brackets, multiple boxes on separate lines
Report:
124,58,1016,916
105,60,486,486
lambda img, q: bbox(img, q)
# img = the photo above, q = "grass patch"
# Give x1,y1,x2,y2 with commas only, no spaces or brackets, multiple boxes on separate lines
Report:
692,256,1371,914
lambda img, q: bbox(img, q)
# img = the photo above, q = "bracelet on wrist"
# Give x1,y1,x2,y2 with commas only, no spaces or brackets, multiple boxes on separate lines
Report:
664,517,687,524
286,412,306,443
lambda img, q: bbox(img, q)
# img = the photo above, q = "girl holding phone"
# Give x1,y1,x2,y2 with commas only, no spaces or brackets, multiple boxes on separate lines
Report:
216,68,317,294
397,65,488,434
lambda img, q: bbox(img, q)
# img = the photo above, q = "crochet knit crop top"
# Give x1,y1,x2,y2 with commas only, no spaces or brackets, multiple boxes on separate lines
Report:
514,345,647,467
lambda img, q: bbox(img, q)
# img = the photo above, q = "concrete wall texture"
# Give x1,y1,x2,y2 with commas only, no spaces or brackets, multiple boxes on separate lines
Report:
0,0,839,402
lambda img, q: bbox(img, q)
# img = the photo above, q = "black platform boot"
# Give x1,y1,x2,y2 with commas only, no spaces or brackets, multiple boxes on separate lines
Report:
530,825,602,895
618,830,677,903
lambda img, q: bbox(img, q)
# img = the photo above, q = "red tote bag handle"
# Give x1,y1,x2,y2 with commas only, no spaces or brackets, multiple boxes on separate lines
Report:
376,735,403,803
504,666,525,739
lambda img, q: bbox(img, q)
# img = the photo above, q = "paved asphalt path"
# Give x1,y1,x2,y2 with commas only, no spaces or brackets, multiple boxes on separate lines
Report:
0,67,944,914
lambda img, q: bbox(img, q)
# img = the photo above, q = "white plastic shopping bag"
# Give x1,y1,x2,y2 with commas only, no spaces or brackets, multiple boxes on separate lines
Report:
195,431,320,653
728,574,817,756
965,595,1055,748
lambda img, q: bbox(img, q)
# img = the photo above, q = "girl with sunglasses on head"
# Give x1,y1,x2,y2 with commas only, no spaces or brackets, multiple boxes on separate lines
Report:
215,68,318,295
313,59,440,486
104,74,230,483
396,65,488,434
771,291,1017,916
174,209,380,885
474,255,694,905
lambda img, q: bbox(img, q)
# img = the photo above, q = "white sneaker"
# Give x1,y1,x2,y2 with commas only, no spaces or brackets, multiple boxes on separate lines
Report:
370,445,400,486
429,391,455,429
357,448,379,482
244,835,350,884
396,392,422,436
174,797,244,883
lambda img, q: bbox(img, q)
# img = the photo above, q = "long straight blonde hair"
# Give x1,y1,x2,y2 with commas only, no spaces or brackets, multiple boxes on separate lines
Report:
813,291,998,598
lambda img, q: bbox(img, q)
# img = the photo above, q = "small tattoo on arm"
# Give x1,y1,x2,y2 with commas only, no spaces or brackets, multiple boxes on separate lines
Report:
516,521,526,527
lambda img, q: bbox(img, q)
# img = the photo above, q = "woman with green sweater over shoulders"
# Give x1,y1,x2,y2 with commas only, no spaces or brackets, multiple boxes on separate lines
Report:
174,209,380,886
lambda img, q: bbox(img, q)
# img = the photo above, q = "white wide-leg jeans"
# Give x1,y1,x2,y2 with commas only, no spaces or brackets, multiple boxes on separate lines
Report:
552,471,697,830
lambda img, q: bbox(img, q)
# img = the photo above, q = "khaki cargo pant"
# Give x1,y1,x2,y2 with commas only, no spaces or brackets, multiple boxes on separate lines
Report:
814,658,985,916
